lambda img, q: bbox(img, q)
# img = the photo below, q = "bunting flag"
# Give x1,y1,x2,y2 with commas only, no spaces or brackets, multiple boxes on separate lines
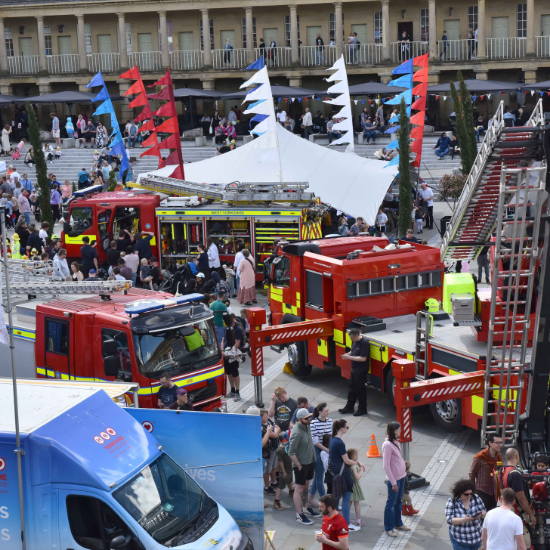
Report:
413,53,429,68
138,119,155,133
323,55,354,153
86,70,129,177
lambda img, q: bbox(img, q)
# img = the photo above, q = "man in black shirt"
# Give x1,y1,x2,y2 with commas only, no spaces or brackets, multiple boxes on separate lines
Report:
84,268,99,281
149,257,160,288
116,229,135,252
338,328,370,416
106,240,121,274
157,372,178,409
80,236,98,278
134,231,154,260
401,229,418,243
222,314,243,400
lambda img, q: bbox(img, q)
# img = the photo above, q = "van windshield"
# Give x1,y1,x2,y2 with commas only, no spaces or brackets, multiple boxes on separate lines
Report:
69,207,93,235
132,320,220,377
113,454,217,545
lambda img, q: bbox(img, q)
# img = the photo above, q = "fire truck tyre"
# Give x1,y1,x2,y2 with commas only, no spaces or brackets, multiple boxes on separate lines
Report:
385,367,396,407
430,398,463,432
281,314,312,377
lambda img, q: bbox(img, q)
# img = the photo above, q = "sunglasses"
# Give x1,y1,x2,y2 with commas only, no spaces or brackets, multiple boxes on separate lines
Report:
463,492,473,496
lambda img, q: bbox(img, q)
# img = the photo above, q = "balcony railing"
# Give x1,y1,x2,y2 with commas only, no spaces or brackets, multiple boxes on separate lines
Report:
536,36,550,57
212,48,248,69
299,45,337,67
390,41,428,63
46,54,80,74
485,37,525,59
255,47,292,68
8,55,39,75
344,43,382,65
129,51,162,72
170,50,203,70
437,39,475,61
88,53,120,73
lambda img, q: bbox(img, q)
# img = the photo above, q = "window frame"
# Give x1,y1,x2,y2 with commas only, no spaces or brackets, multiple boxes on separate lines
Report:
45,318,69,356
329,12,344,42
517,3,527,38
468,6,478,32
44,25,52,56
420,8,429,42
374,11,383,44
199,18,214,50
241,16,257,48
346,270,442,299
283,14,300,47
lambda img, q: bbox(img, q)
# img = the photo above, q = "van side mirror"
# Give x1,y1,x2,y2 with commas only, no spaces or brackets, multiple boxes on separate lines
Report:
110,535,129,549
63,221,71,234
102,339,118,356
104,356,119,377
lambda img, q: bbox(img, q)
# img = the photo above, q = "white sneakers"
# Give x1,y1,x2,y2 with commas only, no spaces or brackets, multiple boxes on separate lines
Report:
396,525,411,531
348,524,361,532
386,525,412,537
386,530,398,537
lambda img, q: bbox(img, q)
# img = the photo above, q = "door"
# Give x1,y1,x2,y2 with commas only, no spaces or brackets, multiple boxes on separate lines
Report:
443,19,460,59
351,24,367,45
491,16,509,57
97,208,112,259
179,31,193,50
95,325,133,382
44,317,71,379
444,19,460,40
220,29,235,48
306,25,322,47
542,15,550,55
18,37,33,56
263,28,279,46
397,21,413,42
138,32,153,69
97,34,112,53
58,35,73,55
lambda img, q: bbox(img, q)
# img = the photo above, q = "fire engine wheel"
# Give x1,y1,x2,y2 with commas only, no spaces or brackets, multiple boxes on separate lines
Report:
430,399,463,432
281,314,312,377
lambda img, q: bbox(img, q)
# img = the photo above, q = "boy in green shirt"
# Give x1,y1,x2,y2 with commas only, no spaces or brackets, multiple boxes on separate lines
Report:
210,291,228,345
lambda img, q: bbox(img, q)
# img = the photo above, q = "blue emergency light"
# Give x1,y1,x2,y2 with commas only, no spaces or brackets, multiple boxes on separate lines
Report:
73,184,104,197
124,293,204,315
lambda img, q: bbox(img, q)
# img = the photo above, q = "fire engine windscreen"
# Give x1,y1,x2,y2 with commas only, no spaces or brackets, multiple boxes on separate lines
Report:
113,453,217,545
132,319,221,377
69,207,93,233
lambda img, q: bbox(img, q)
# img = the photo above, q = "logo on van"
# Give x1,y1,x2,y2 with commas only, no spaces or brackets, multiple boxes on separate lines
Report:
94,436,104,444
0,458,5,471
100,432,111,441
106,427,117,436
142,421,154,433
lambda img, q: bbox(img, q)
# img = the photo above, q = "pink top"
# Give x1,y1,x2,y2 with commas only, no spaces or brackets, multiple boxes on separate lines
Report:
61,185,72,199
238,255,255,290
18,194,31,213
382,437,406,486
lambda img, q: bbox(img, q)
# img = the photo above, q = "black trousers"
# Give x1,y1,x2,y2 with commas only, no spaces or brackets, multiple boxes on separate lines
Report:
345,370,367,410
476,489,497,511
426,205,434,229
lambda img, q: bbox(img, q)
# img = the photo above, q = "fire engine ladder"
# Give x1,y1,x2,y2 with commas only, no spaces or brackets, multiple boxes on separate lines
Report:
441,100,546,262
414,311,433,379
129,176,316,203
480,161,547,446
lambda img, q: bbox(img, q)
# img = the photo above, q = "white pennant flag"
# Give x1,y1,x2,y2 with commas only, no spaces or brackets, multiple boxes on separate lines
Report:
487,94,491,99
531,91,534,96
354,100,357,105
291,97,295,102
443,96,447,101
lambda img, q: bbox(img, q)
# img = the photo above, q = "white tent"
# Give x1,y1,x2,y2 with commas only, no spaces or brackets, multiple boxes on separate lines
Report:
139,125,398,225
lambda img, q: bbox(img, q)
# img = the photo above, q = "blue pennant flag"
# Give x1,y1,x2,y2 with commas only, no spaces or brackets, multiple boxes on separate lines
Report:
244,57,265,71
389,74,413,89
361,100,364,104
110,139,126,156
298,98,301,103
385,90,412,105
385,125,400,134
392,59,413,75
120,150,129,174
541,91,544,97
94,86,110,103
249,113,268,128
93,98,113,117
86,71,105,89
384,154,400,167
386,139,399,149
110,111,119,130
277,97,281,102
247,99,266,110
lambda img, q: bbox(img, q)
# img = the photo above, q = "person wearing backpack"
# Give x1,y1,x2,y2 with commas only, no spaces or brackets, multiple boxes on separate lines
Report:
221,313,243,401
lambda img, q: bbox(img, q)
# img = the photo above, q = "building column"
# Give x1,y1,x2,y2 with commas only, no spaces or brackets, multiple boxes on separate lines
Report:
201,9,212,67
0,18,8,73
289,5,299,64
118,13,129,70
428,0,437,59
244,7,255,65
524,70,537,84
476,0,486,59
36,16,47,73
158,11,170,68
381,0,390,61
76,15,88,71
334,2,343,59
526,0,535,55
202,79,215,90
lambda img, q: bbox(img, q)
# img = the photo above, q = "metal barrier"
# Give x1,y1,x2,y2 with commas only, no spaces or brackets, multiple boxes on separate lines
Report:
129,51,162,72
344,43,381,65
87,53,120,73
254,47,292,68
170,50,203,70
8,55,40,75
485,37,525,59
437,39,475,61
212,48,248,69
46,54,80,74
390,41,428,62
536,36,550,57
299,45,337,66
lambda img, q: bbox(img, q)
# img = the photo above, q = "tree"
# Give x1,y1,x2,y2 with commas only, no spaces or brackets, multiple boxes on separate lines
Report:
107,170,117,192
26,101,53,234
439,173,468,211
397,97,413,237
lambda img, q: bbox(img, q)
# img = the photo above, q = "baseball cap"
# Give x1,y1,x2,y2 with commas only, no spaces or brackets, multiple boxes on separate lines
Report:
89,269,97,274
196,272,205,278
297,408,312,420
246,406,261,416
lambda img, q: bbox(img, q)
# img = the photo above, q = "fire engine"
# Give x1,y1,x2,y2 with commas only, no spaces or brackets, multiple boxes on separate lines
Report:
247,99,549,440
62,178,326,280
1,260,227,410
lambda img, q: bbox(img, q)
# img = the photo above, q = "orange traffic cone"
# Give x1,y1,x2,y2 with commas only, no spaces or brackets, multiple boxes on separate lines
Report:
367,434,381,458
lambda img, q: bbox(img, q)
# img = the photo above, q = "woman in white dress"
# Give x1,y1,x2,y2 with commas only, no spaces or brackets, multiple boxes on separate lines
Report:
2,125,12,156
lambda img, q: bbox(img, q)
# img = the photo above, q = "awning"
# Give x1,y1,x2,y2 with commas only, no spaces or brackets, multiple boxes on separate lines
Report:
427,79,521,93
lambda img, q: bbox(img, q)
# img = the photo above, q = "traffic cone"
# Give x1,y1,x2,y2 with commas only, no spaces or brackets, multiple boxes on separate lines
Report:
367,434,381,458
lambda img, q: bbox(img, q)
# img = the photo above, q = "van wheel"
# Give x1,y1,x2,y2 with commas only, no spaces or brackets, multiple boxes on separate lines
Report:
385,366,395,407
281,314,312,377
430,399,464,432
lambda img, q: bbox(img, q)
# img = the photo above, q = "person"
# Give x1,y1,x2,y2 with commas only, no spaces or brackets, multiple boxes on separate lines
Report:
376,207,388,235
168,388,194,411
222,313,243,399
503,106,516,127
362,117,377,143
329,419,362,531
71,262,84,282
50,112,61,148
78,168,90,189
338,328,369,416
338,218,349,236
197,243,210,276
105,240,121,275
15,219,30,254
52,248,70,279
207,236,220,272
84,268,99,281
116,229,134,252
2,124,12,156
399,31,410,61
327,117,341,144
289,408,320,524
112,267,124,281
309,403,333,508
80,236,98,278
157,372,178,409
316,34,327,64
140,258,154,290
303,108,313,141
468,433,502,511
402,461,419,516
290,397,315,428
24,148,34,167
223,263,236,297
233,242,244,293
237,249,256,305
134,231,154,260
347,449,365,527
124,246,139,287
269,386,298,432
482,488,525,550
434,132,451,159
65,116,74,139
477,246,491,285
315,494,349,550
446,479,486,550
210,290,228,345
274,432,295,510
382,421,410,537
449,134,459,160
418,182,434,230
468,27,475,59
18,191,31,225
27,224,43,252
475,116,485,143
118,257,132,281
261,408,280,495
127,121,138,148
440,30,448,60
347,32,358,64
269,37,277,66
401,229,418,243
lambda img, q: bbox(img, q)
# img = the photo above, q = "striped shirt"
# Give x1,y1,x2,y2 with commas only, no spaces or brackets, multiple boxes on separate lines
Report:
310,417,333,445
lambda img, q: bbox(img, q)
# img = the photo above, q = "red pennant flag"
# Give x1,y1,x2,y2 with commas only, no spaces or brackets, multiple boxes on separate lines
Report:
153,102,177,118
155,117,179,134
410,139,423,154
124,79,145,97
412,82,428,96
169,165,185,180
410,156,421,168
158,157,166,169
163,150,181,165
435,95,439,100
134,105,152,122
148,86,171,101
502,91,505,96
149,69,173,88
410,111,425,125
411,96,426,111
410,125,424,139
141,131,159,148
547,92,550,96
413,67,428,82
129,92,149,108
413,53,429,67
119,66,140,80
138,119,155,132
159,133,179,150
368,100,372,105
480,95,484,100
140,143,161,158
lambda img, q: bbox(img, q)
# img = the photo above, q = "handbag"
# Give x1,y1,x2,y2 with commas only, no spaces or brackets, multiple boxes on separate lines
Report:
331,463,347,501
74,131,79,139
209,124,213,135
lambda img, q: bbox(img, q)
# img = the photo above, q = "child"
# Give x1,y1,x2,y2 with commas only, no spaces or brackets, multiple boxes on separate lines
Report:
224,263,236,297
54,147,61,160
223,298,232,315
347,448,366,526
274,432,294,510
402,461,419,515
414,206,424,234
240,308,250,337
30,248,39,260
536,458,549,472
321,434,331,493
93,150,100,163
140,258,153,290
376,207,388,235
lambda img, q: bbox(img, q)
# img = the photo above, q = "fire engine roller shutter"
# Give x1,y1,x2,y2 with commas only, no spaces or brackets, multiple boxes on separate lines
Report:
347,270,442,299
431,347,479,372
306,270,324,310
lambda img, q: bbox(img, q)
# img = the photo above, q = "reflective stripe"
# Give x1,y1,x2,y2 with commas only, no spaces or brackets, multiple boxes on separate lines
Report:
333,329,344,344
11,326,36,341
142,367,225,395
64,234,98,245
157,210,302,216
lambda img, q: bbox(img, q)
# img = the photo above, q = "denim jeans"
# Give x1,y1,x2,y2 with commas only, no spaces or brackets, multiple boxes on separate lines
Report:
384,477,405,531
435,147,450,158
131,272,137,287
364,130,377,143
24,212,30,225
336,491,351,525
309,447,326,498
449,532,481,550
215,326,225,346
